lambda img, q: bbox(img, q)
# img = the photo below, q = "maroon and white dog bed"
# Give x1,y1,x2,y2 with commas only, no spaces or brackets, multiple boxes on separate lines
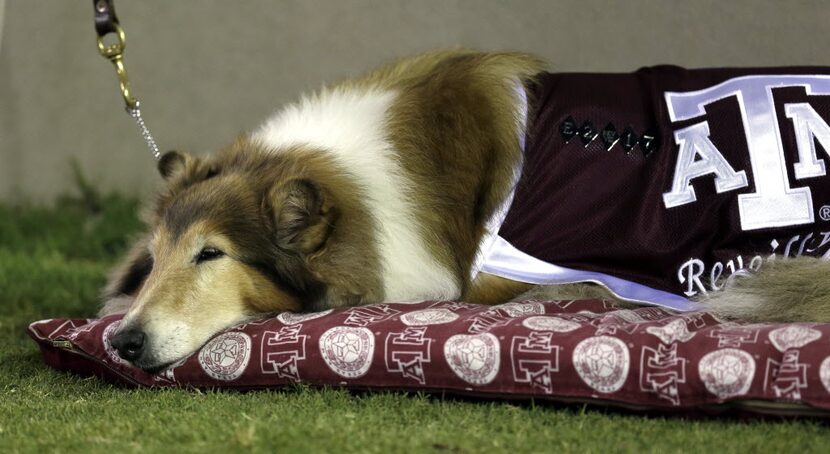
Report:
28,299,830,416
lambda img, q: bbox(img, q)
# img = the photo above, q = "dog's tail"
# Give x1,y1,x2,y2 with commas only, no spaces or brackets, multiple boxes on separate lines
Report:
699,256,830,323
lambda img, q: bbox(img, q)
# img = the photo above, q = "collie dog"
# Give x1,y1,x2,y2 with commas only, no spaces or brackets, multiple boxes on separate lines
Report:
102,50,830,369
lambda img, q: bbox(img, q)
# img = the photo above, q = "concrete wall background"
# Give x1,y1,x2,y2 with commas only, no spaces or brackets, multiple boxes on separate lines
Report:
1,0,829,202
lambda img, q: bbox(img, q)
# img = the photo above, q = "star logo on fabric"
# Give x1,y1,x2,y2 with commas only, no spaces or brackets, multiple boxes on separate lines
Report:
573,336,629,393
211,339,240,367
445,333,500,385
711,357,741,383
319,326,375,378
585,345,616,375
698,348,755,398
197,332,252,381
458,341,488,370
331,333,362,362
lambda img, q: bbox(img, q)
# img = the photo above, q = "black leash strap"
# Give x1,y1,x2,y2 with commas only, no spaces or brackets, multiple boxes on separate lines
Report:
93,0,120,37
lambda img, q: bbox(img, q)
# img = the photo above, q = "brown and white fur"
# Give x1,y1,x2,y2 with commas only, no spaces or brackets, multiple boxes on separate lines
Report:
102,50,830,370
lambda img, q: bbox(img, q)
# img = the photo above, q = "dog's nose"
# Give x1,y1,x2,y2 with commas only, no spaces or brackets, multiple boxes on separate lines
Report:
110,329,146,362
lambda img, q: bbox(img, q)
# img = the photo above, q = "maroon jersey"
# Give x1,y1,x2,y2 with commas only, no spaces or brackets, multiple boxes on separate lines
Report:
482,67,830,311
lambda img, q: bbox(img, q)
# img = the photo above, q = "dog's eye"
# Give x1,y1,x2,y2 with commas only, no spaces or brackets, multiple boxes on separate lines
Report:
194,247,225,264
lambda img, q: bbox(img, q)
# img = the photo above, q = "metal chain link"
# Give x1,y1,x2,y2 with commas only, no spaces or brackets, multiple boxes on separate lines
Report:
125,102,160,160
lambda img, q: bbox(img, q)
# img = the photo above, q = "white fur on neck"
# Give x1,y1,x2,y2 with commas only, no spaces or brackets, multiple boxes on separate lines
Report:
251,86,461,302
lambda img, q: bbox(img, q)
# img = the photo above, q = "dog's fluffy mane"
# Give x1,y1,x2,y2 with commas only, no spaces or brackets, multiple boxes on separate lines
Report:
104,50,545,315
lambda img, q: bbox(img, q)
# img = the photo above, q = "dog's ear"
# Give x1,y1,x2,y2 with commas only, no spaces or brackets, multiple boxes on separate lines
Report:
268,179,337,255
158,150,190,180
158,150,219,184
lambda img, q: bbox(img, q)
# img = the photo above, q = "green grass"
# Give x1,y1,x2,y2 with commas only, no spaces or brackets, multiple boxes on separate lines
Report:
2,195,830,453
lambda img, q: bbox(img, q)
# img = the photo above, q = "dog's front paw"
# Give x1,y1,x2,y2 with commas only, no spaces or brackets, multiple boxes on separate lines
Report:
98,295,136,317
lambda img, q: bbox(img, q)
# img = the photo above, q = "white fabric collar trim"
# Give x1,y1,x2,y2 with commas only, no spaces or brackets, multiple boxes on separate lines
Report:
468,81,527,281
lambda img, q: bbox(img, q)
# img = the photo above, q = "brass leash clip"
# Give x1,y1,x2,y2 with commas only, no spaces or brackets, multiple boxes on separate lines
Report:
92,0,160,160
94,0,136,109
96,22,136,109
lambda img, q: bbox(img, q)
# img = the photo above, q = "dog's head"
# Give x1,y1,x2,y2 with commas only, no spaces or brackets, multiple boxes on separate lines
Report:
111,146,342,370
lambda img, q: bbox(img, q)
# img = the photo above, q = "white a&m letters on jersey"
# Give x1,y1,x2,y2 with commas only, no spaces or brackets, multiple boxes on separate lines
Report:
663,76,830,231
